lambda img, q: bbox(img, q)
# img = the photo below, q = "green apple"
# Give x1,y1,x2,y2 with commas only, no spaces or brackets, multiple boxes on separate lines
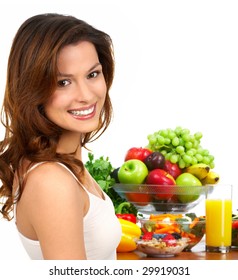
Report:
118,159,149,184
175,172,202,203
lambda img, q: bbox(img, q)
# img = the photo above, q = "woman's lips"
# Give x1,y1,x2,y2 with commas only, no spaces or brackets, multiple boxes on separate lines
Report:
68,104,96,119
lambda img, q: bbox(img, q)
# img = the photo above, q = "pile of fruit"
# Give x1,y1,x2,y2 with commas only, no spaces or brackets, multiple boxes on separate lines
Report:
110,127,220,207
114,148,219,206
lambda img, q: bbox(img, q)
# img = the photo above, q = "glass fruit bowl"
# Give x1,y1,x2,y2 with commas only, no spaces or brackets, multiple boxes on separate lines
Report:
138,213,205,252
112,183,207,214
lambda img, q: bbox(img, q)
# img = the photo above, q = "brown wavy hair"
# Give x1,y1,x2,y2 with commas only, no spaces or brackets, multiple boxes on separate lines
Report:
0,13,114,220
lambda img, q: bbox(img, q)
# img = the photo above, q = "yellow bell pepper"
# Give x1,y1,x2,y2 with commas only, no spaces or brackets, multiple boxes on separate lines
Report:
116,218,141,253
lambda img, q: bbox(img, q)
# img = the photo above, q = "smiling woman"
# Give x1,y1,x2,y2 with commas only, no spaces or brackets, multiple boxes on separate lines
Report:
44,41,107,134
0,13,121,260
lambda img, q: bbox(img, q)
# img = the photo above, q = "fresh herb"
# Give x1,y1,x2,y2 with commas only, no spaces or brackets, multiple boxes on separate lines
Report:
85,153,138,216
85,153,115,192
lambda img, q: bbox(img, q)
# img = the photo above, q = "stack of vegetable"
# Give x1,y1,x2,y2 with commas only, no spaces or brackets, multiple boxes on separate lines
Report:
85,153,140,252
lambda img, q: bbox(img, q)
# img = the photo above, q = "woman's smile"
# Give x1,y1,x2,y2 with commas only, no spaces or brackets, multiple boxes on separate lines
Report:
68,103,96,120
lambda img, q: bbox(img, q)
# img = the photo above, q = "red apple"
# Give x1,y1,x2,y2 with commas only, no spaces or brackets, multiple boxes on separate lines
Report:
163,160,182,179
146,169,176,200
124,147,152,162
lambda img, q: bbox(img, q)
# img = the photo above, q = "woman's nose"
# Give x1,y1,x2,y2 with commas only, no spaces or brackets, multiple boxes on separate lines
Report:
74,80,94,102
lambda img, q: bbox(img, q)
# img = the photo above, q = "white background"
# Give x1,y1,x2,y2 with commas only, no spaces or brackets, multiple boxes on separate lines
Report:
0,0,238,261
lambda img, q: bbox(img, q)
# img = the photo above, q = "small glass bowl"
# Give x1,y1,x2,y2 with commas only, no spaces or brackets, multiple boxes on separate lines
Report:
135,237,189,257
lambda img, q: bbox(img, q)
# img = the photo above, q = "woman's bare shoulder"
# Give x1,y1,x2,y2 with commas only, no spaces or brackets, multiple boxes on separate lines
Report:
25,161,79,186
27,161,76,177
22,161,85,205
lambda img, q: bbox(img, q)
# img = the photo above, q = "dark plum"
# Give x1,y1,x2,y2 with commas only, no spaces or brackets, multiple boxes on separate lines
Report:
110,167,120,183
144,152,165,171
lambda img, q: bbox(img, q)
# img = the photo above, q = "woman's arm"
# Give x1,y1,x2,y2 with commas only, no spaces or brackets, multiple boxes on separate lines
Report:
21,162,88,260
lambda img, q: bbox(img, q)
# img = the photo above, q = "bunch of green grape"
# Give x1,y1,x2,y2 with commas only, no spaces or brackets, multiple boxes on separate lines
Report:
146,126,215,169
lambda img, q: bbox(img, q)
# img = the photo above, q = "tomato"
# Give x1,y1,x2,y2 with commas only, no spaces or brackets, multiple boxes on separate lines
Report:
232,220,238,229
126,193,151,206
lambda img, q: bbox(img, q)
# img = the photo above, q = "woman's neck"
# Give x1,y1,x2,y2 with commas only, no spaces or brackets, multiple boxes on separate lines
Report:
57,132,82,160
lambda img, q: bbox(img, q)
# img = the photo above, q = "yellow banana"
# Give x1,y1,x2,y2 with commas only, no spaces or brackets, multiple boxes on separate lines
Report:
201,170,220,185
186,163,210,180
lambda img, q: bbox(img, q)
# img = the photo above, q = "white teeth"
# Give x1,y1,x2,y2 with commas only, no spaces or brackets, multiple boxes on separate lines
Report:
70,106,94,116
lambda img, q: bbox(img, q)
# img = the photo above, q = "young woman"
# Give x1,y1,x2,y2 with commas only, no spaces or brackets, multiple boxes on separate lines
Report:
0,13,121,260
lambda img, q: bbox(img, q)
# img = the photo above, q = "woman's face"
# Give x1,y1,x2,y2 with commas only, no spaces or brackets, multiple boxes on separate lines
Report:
44,41,107,135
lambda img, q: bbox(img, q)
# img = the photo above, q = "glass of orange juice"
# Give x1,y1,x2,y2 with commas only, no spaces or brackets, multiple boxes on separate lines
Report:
205,184,232,253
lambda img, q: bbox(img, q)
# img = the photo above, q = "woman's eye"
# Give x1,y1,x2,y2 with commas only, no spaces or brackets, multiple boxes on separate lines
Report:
57,79,71,87
87,71,100,79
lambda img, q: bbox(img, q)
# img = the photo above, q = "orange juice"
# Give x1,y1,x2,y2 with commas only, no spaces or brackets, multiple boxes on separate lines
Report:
205,199,232,247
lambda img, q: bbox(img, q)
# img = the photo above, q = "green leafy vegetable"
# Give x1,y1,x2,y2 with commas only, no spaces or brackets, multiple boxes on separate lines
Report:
185,213,197,221
85,152,115,192
144,220,157,232
85,152,138,216
176,213,205,238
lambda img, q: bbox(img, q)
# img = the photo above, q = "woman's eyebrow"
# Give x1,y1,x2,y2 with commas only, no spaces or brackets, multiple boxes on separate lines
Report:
57,62,102,78
88,62,102,72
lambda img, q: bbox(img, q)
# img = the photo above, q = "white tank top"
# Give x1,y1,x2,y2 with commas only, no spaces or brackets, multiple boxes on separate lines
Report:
14,162,122,260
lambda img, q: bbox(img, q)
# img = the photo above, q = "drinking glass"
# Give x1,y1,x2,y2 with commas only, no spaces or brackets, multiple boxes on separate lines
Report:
205,184,232,253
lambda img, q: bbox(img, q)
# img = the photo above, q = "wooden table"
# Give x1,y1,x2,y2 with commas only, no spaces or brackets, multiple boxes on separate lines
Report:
117,241,238,260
